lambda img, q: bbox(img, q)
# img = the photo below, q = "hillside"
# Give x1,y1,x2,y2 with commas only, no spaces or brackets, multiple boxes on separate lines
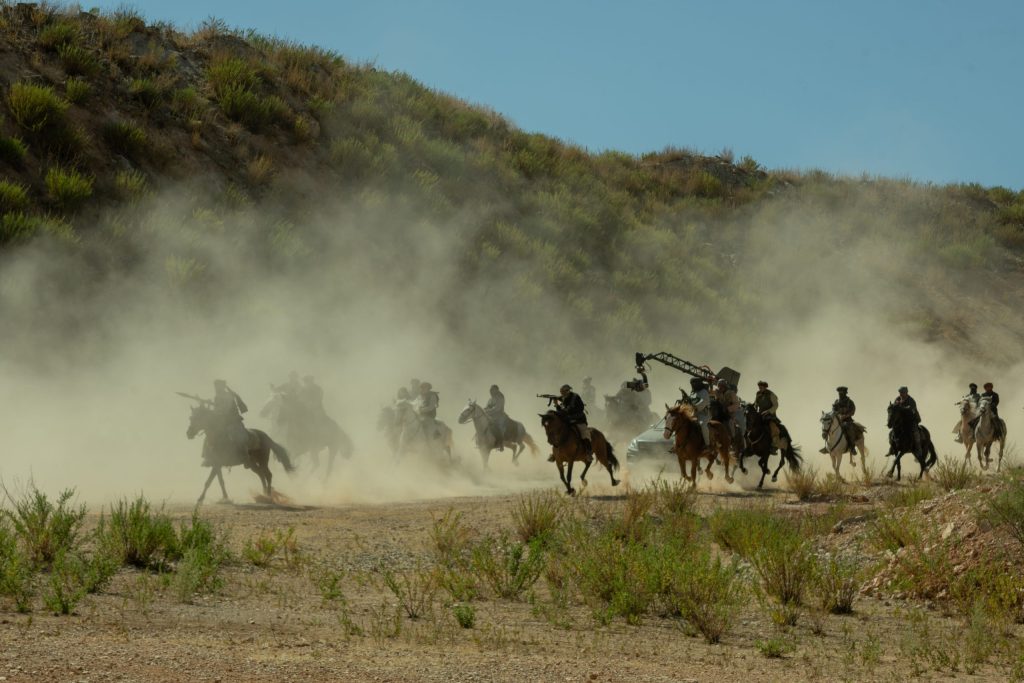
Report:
1,3,1023,380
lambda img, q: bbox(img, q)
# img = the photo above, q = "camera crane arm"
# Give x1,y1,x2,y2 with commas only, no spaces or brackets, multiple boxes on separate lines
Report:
628,351,741,395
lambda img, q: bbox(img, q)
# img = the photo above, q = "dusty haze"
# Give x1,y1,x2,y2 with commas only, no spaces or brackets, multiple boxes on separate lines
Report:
0,178,1019,506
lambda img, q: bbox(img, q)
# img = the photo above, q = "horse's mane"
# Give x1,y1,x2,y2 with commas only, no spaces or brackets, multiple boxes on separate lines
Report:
667,403,696,420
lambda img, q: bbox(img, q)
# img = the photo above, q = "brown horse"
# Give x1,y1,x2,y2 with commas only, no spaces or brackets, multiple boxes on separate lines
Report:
664,403,733,485
539,411,620,495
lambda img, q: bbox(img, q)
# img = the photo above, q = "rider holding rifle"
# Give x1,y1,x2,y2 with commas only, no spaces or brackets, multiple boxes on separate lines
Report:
538,384,590,460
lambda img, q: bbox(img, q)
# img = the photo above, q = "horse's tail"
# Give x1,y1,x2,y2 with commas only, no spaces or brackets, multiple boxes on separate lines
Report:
784,442,802,472
605,441,620,473
522,432,540,457
268,438,295,473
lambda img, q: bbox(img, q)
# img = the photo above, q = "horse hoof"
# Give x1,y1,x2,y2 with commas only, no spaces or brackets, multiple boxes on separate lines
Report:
611,479,620,487
740,467,747,475
726,476,734,484
771,475,778,483
706,471,714,480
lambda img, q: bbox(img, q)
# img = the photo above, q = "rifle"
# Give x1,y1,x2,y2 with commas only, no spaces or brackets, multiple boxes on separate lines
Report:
176,392,212,406
536,393,561,407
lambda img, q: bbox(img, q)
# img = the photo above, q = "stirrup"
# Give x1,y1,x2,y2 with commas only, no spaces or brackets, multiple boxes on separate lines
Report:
818,447,828,454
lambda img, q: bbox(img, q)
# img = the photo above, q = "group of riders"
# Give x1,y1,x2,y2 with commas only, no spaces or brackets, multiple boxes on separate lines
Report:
192,373,331,468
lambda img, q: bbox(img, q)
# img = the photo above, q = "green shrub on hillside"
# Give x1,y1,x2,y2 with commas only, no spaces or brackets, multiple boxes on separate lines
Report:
57,43,100,77
2,485,86,569
37,21,79,50
0,212,40,244
7,83,69,133
102,120,148,156
207,56,261,95
0,180,30,212
45,166,93,210
0,136,28,166
96,496,180,569
115,169,148,198
64,77,92,104
216,84,288,130
127,77,164,109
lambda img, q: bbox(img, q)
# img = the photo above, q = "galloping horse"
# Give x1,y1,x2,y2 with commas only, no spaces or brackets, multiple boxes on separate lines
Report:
457,400,539,468
820,411,868,481
394,399,454,462
885,403,937,481
742,403,801,488
539,411,619,495
261,393,353,478
663,403,733,485
970,396,1006,471
955,397,978,457
186,403,294,503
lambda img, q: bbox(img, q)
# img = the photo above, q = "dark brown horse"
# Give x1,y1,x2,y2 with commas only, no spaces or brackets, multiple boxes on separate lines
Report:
664,403,733,485
186,404,294,504
539,411,619,495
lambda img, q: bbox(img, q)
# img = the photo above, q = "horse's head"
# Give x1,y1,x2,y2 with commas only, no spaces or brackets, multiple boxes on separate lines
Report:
186,403,213,440
820,411,835,440
978,396,992,415
663,403,694,439
959,397,976,418
457,400,478,425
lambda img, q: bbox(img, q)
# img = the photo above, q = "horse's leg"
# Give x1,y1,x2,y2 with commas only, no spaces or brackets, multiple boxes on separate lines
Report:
325,447,337,480
771,452,786,483
556,459,572,495
566,460,577,495
757,453,769,489
217,469,229,501
481,447,490,470
998,438,1005,472
511,442,522,465
579,457,593,488
198,468,218,504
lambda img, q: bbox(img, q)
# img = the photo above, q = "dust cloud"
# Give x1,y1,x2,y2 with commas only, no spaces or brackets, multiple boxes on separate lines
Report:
0,175,1020,507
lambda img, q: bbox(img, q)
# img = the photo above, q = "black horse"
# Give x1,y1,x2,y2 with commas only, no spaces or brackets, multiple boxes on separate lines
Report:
262,393,353,478
187,403,294,503
885,403,938,481
741,403,802,489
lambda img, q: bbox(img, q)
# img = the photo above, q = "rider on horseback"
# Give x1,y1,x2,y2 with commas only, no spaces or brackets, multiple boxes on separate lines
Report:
211,379,251,465
485,384,509,451
712,379,739,430
954,383,980,442
550,384,590,460
754,381,781,453
832,386,859,455
980,382,1003,438
894,386,923,452
686,377,712,447
417,382,440,440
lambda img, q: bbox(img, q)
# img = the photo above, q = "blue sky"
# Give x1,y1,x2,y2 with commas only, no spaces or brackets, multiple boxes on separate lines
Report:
94,1,1023,189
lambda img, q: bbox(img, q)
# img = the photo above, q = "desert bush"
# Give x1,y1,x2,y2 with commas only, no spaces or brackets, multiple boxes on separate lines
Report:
786,466,818,501
748,518,816,607
45,166,93,209
7,83,69,133
216,84,280,130
115,169,148,198
452,602,475,628
41,550,89,615
3,485,86,568
649,477,698,518
96,496,179,569
207,56,261,94
932,456,976,491
882,483,937,508
329,136,376,178
756,637,793,658
510,490,563,546
246,155,274,187
38,21,79,50
102,119,148,156
669,549,744,643
815,554,859,614
381,563,438,619
470,534,545,601
987,473,1024,548
0,136,28,166
708,506,790,558
171,87,205,119
429,509,473,568
0,522,36,612
64,77,91,103
0,180,29,212
57,43,100,77
0,212,39,245
868,509,920,553
128,77,164,109
242,526,301,569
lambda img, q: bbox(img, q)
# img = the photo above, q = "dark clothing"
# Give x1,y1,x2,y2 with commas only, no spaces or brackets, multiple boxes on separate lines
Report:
558,392,587,424
833,395,856,420
213,389,247,422
485,390,505,415
894,394,921,422
981,390,1000,419
301,382,325,416
754,389,778,415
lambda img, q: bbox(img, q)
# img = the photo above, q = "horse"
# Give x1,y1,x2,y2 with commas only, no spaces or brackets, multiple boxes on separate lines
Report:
394,399,454,462
663,403,733,485
377,404,401,457
261,393,353,478
884,403,937,481
741,403,802,488
819,411,868,481
457,400,539,468
186,403,294,504
538,411,619,495
955,397,978,458
971,396,1006,471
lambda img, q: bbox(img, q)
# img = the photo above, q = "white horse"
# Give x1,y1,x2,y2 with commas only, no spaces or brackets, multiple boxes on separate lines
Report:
970,397,1006,471
819,411,868,481
394,399,454,462
954,397,978,457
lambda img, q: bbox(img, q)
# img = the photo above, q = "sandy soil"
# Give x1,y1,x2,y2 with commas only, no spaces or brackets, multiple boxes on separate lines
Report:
0,466,1019,683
